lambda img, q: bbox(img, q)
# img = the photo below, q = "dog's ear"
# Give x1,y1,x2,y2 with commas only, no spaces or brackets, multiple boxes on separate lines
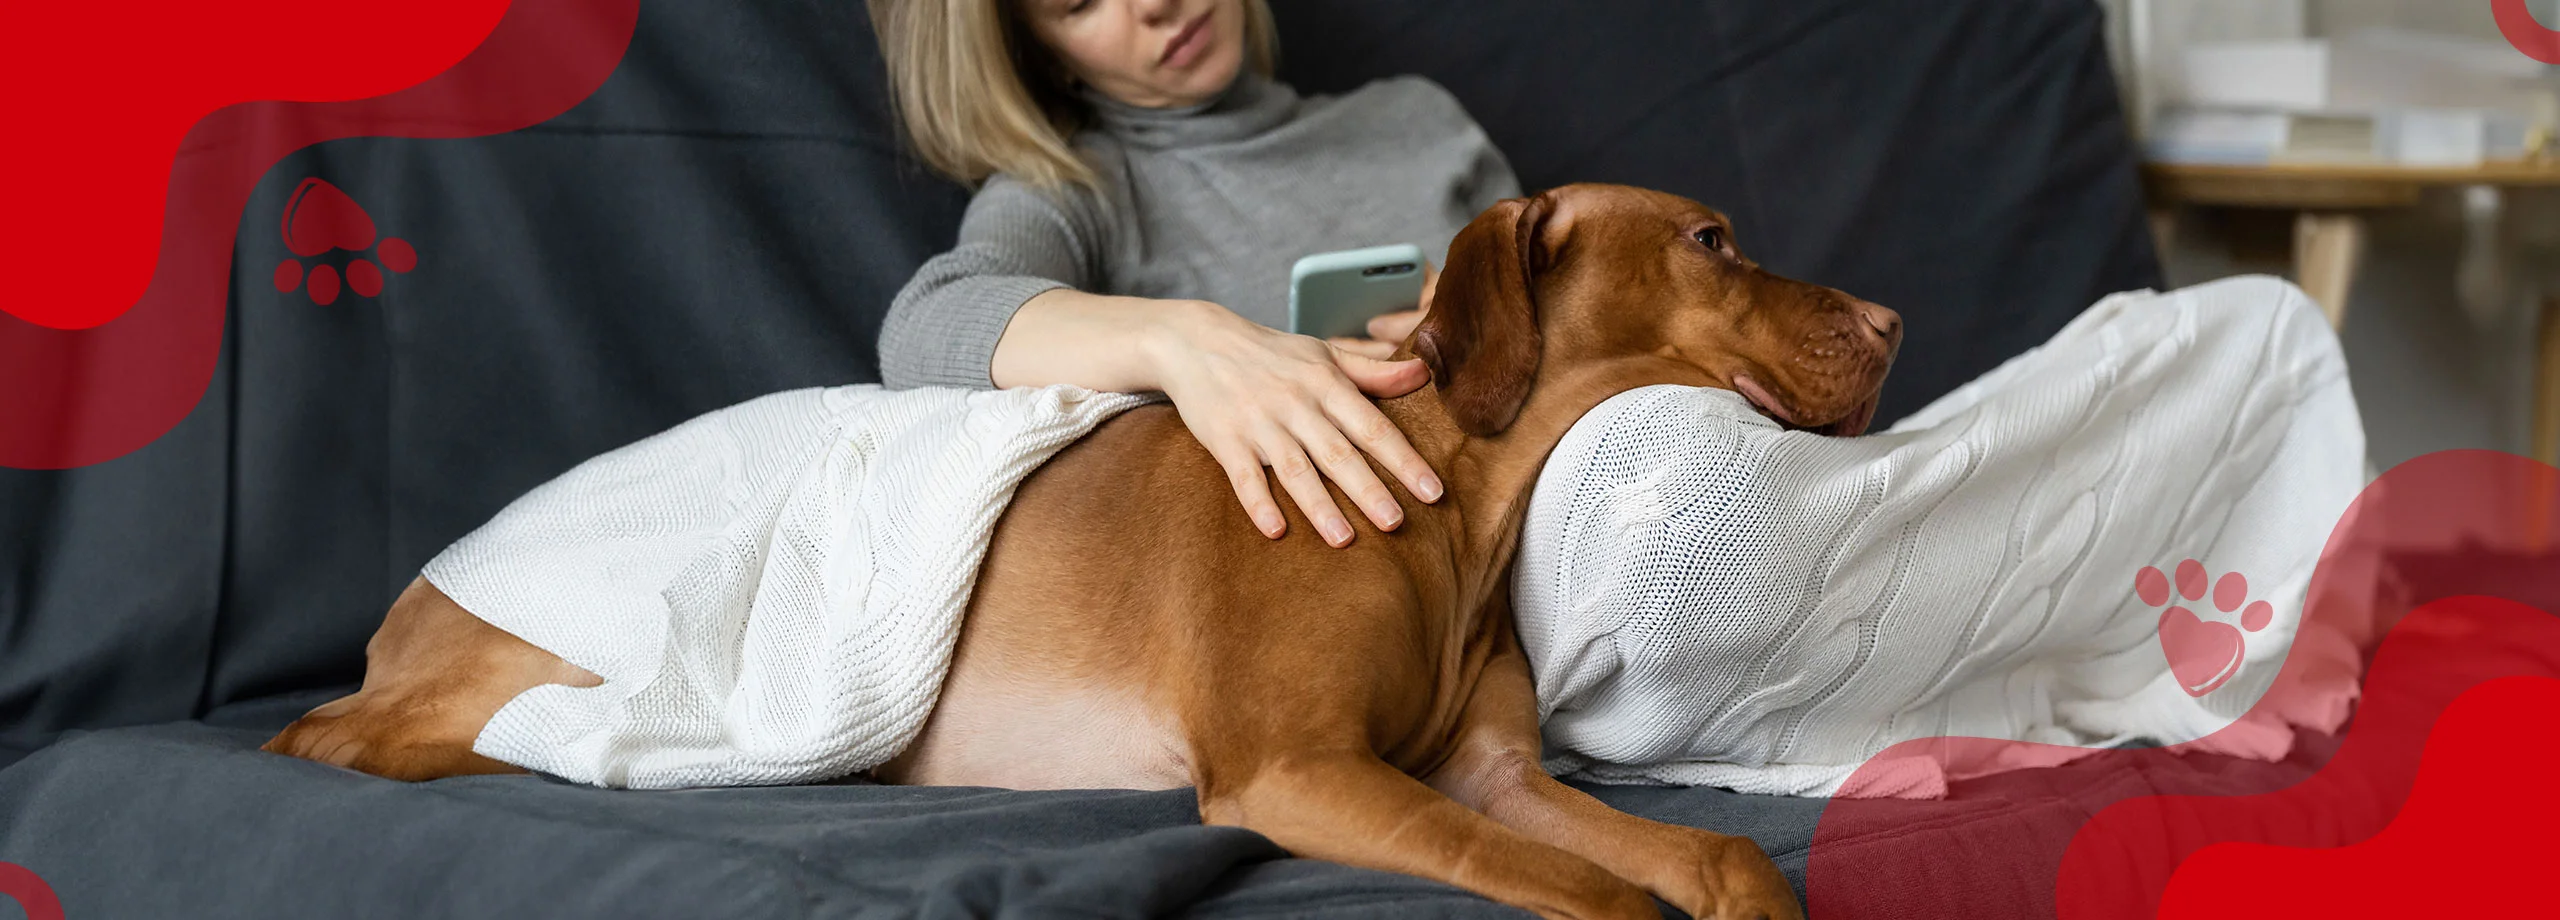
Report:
1414,193,1551,436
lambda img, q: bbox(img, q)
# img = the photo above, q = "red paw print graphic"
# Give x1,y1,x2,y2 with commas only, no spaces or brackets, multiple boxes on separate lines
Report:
271,178,416,306
0,862,63,920
2137,560,2275,697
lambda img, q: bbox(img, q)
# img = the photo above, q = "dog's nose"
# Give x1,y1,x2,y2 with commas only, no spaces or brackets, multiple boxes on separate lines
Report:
1856,302,1901,342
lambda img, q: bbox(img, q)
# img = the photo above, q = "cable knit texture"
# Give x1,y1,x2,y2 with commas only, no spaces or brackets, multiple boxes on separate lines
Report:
1513,277,2368,798
420,280,2353,792
878,72,1521,388
422,384,1156,788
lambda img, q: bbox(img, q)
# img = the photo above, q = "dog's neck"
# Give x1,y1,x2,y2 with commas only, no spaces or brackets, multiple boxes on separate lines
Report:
1377,366,1703,607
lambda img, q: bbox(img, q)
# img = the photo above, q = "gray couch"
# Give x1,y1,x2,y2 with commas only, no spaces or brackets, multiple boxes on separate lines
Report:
0,1,2165,915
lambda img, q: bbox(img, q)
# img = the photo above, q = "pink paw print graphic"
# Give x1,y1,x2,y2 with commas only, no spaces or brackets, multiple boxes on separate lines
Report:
272,177,417,305
2137,560,2275,697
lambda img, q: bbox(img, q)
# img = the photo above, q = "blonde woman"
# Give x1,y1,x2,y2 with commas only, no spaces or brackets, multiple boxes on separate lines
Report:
871,0,1521,548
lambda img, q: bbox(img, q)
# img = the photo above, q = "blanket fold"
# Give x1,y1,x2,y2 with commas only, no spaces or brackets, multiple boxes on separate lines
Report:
1512,276,2367,798
428,277,2359,798
423,384,1155,788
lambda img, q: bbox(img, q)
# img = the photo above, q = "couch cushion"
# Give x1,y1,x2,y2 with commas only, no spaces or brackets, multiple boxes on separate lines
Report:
202,0,968,709
6,697,2365,919
3,0,2158,756
197,0,2158,725
0,705,1819,919
0,340,229,747
1276,0,2160,424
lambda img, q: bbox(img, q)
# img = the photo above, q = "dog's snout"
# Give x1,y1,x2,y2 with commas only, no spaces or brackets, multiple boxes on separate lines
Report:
1856,302,1901,342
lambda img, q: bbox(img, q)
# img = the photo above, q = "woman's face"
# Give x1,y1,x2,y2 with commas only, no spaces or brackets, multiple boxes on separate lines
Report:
1017,0,1247,109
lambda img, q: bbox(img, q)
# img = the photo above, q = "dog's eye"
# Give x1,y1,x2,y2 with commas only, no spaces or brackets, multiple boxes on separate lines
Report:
1693,227,1726,252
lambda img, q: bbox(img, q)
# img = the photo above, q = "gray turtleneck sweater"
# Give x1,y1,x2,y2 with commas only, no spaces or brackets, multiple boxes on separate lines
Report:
878,73,1522,389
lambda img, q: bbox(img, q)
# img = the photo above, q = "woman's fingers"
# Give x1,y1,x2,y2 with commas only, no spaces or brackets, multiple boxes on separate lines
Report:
1149,311,1442,548
1204,433,1288,539
1330,345,1433,398
1256,427,1358,547
1368,261,1435,344
1364,309,1425,345
1324,392,1444,505
1328,336,1400,361
1283,409,1406,535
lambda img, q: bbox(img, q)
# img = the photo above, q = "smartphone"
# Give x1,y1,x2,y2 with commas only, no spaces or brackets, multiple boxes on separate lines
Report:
1288,244,1427,340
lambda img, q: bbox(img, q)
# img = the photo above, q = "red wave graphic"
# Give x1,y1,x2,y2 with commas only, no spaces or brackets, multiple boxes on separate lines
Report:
0,862,64,920
2159,674,2559,916
2056,596,2560,917
2497,0,2560,65
0,0,641,469
1805,450,2560,917
0,2,507,331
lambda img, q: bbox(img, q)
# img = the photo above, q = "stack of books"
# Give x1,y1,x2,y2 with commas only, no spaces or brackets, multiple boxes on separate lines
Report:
2146,30,2556,167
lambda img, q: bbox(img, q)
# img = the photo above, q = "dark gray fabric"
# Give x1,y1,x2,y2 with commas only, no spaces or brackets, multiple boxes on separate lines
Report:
0,0,2160,916
0,328,230,750
0,0,2160,747
0,702,1815,919
201,12,972,714
1276,0,2162,425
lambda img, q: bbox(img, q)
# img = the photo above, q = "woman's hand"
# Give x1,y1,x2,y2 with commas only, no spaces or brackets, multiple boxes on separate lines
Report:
1328,261,1438,361
1146,299,1444,547
988,287,1446,547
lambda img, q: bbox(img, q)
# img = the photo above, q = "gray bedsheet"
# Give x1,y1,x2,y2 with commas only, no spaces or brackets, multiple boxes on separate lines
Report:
0,690,1822,919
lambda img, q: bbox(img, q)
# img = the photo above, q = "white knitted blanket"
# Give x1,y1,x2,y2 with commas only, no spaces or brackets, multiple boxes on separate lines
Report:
1512,276,2367,798
421,384,1154,788
426,276,2358,796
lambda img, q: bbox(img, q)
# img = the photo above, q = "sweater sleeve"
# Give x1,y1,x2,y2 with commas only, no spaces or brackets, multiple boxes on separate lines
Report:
1395,75,1524,260
879,176,1108,389
1466,139,1524,213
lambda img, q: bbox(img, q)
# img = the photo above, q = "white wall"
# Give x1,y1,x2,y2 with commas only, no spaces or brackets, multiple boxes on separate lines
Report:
2103,0,2560,129
2103,0,2560,469
2103,0,2307,136
2313,0,2555,41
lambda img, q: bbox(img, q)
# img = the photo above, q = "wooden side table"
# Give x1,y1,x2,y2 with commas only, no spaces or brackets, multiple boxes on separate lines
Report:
2143,160,2560,464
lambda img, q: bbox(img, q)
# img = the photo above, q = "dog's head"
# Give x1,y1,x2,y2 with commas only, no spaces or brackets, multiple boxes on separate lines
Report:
1414,183,1900,437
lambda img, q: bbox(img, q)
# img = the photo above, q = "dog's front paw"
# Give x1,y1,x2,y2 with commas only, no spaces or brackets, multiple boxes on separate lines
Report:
1689,835,1802,920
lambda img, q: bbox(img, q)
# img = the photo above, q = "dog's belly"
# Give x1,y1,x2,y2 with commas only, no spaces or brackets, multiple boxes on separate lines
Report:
875,659,1192,790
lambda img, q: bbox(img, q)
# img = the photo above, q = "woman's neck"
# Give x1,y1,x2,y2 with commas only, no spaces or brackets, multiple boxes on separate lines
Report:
1078,71,1295,148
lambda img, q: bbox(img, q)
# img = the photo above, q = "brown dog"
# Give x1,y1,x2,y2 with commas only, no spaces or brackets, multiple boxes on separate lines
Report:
267,183,1899,920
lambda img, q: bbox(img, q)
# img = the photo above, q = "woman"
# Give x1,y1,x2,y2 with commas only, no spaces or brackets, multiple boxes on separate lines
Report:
870,0,1521,548
262,0,1525,788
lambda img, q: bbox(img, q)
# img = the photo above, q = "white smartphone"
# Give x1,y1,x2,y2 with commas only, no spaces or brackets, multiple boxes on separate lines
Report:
1287,244,1427,340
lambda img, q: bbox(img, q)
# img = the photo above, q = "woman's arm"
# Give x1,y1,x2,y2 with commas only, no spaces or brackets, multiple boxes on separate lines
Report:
878,177,1104,390
983,288,1164,392
994,288,1443,547
881,178,1443,547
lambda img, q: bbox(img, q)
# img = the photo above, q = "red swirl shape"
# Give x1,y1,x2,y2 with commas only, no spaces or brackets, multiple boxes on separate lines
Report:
0,0,640,469
2497,0,2560,64
0,3,502,331
1806,450,2560,917
2158,674,2559,916
0,862,63,920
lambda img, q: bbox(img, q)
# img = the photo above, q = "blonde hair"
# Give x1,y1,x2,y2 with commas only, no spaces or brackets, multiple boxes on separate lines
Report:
869,0,1279,190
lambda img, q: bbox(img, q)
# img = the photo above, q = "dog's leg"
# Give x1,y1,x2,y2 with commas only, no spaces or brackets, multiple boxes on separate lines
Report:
1196,745,1659,920
263,577,594,781
263,691,528,781
1424,633,1804,920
